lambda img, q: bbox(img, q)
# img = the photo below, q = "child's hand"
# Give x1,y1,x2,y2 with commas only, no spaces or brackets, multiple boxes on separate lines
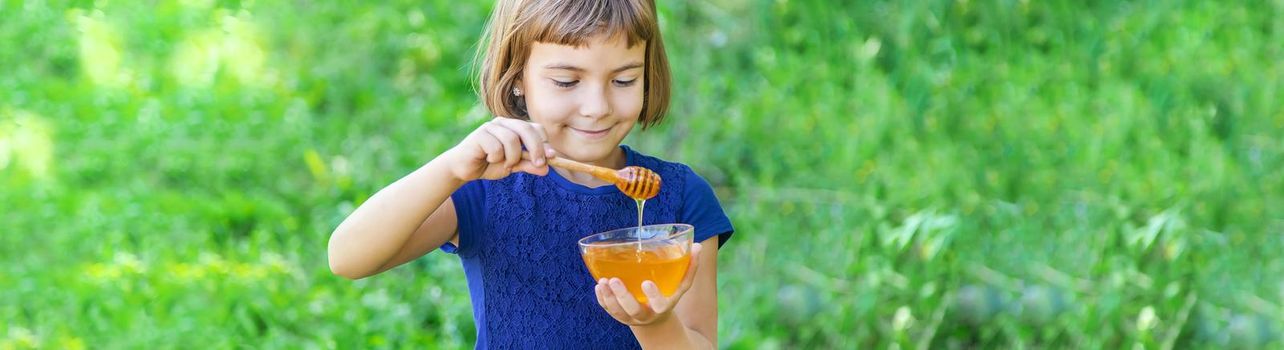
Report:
444,117,556,182
593,243,704,326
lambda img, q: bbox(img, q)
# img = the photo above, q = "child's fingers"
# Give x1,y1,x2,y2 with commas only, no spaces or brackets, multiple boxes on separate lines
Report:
531,123,548,147
513,123,549,166
594,282,615,313
595,279,609,306
493,118,547,166
476,131,504,164
668,243,703,302
680,243,703,288
607,278,646,316
596,280,637,323
510,159,549,176
641,281,670,313
483,125,523,170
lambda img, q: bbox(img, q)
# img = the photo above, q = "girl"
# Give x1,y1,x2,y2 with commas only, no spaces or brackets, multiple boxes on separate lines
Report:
327,0,733,348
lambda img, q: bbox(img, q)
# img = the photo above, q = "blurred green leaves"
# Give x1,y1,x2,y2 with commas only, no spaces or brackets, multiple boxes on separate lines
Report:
0,109,55,184
1,0,1282,348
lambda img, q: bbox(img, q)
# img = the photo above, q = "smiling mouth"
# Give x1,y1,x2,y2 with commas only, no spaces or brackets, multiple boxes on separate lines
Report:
570,126,612,137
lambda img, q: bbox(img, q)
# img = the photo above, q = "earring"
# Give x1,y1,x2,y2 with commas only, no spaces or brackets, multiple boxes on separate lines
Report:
512,87,523,96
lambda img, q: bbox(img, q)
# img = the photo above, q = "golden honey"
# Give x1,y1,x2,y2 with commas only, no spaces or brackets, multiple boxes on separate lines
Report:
582,243,690,304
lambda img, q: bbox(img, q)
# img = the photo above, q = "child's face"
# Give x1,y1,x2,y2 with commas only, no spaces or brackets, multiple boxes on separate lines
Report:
520,34,646,164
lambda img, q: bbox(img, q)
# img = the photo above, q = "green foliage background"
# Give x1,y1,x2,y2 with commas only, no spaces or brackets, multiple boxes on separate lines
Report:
1,0,1282,348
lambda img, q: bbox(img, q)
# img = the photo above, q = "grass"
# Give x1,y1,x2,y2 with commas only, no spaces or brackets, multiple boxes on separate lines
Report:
2,0,1282,348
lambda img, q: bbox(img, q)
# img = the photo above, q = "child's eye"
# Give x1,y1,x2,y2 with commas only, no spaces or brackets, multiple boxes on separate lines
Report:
551,79,578,88
612,78,638,87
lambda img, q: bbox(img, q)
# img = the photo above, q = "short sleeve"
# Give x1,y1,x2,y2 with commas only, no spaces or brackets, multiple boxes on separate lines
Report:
680,170,734,248
441,180,485,256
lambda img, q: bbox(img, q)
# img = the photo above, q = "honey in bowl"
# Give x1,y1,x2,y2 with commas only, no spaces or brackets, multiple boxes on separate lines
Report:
579,224,694,304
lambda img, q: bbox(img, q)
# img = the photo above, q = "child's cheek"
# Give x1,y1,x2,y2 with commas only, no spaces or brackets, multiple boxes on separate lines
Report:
613,90,644,122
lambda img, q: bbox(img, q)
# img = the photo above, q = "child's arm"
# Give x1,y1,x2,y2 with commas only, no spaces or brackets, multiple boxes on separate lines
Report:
633,236,719,349
327,118,552,279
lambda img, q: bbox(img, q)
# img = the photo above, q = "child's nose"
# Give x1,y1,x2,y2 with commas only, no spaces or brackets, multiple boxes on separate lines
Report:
578,85,612,119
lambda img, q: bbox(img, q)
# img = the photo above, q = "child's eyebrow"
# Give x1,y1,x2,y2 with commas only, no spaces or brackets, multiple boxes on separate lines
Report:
543,62,644,73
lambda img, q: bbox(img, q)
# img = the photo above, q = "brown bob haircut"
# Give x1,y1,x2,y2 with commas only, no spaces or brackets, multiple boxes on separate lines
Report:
475,0,671,129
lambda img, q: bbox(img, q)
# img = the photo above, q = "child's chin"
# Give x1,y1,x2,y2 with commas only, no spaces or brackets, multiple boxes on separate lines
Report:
562,145,618,162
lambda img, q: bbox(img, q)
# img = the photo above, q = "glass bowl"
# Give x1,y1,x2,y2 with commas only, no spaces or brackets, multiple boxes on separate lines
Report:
579,223,694,304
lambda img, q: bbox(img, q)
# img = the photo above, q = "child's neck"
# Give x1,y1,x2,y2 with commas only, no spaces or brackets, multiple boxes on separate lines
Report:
555,148,627,188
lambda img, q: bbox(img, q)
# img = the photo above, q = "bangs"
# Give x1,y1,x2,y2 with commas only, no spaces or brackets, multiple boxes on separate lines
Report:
515,0,656,47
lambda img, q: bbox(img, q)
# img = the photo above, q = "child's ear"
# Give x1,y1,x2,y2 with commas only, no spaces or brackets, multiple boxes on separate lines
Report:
512,78,529,118
511,79,525,97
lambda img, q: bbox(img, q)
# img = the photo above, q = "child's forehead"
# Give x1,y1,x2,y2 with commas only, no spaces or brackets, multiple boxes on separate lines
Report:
527,34,646,68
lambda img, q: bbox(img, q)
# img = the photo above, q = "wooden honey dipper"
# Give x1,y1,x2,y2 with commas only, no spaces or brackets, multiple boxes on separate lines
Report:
535,155,661,200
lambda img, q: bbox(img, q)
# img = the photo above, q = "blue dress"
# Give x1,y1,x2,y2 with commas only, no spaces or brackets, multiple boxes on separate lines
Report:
441,145,734,349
